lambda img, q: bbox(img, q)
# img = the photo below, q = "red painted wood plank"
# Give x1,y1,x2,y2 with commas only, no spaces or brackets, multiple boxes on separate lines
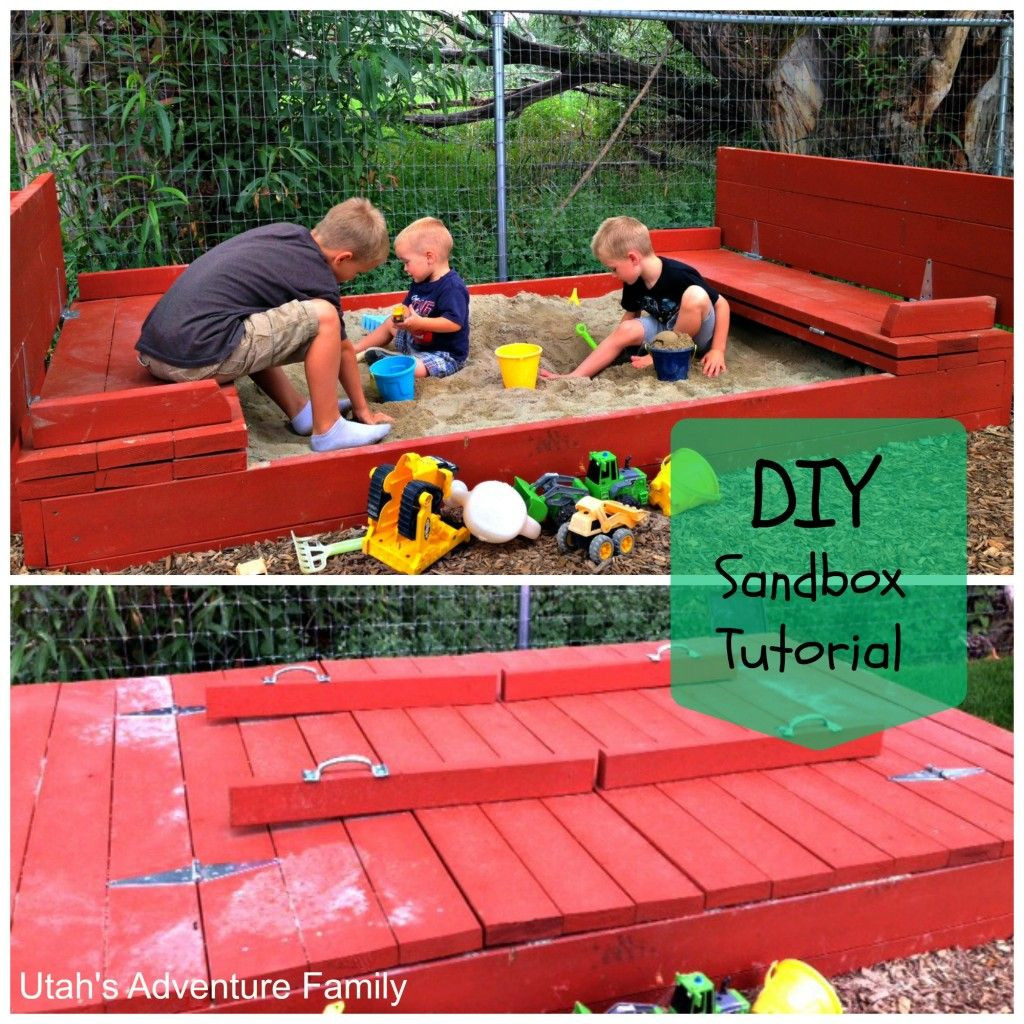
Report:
551,693,660,751
9,682,59,914
77,265,187,300
898,716,1014,782
96,430,174,469
456,702,557,759
239,715,316,777
415,803,562,944
175,711,308,989
174,449,248,479
930,707,1013,756
713,771,893,885
207,655,500,719
500,644,662,700
11,682,115,1012
105,293,163,391
405,705,499,763
858,746,1012,857
481,799,635,933
97,461,174,489
601,785,771,907
649,226,722,250
230,754,596,827
28,378,234,448
881,296,996,337
16,441,98,481
38,298,118,400
105,677,206,1011
18,498,46,566
295,710,380,767
764,764,948,875
504,698,614,759
813,759,1002,865
345,812,482,963
542,792,704,921
658,777,835,898
271,819,399,975
17,469,96,500
173,414,248,458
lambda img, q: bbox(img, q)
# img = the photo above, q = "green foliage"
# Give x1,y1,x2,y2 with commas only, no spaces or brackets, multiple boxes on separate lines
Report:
962,656,1013,731
10,586,671,684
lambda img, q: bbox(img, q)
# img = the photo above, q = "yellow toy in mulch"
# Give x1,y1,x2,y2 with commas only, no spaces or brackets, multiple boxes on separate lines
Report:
650,449,722,515
362,452,470,575
752,959,843,1014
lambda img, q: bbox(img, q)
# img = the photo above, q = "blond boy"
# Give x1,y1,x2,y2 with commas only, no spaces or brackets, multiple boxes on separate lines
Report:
137,198,394,452
355,217,470,378
540,215,729,380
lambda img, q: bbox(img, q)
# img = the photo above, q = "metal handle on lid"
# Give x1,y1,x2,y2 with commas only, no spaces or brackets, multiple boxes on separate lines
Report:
647,642,700,661
302,754,390,783
777,714,842,739
262,664,330,685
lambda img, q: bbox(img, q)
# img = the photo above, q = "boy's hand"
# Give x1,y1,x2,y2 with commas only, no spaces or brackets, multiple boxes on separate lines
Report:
630,354,654,370
702,350,726,377
353,406,395,426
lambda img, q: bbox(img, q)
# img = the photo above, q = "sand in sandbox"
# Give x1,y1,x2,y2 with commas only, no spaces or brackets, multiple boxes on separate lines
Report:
238,290,876,463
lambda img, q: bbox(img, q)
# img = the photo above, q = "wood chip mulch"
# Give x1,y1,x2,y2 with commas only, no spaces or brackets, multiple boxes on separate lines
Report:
11,423,1012,576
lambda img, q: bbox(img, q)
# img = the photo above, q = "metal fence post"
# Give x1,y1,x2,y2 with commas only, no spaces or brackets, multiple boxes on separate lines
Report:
994,22,1013,176
491,10,510,281
517,584,532,649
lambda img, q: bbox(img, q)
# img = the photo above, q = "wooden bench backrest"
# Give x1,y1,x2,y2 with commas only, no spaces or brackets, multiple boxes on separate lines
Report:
715,148,1013,326
10,173,66,439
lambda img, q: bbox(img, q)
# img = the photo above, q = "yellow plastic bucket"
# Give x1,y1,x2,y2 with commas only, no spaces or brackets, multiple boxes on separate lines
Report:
673,448,721,512
495,343,543,389
752,959,843,1014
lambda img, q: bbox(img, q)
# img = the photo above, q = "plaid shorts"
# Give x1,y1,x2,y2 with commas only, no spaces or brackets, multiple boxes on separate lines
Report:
394,329,466,378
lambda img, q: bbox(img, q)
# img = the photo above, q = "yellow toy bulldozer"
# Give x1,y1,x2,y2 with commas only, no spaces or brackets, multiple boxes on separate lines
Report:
362,453,470,574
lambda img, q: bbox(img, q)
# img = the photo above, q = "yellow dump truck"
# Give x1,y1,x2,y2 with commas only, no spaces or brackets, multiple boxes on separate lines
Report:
556,496,649,565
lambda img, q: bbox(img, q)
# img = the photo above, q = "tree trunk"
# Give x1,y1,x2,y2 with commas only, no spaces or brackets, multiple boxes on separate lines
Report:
766,30,827,153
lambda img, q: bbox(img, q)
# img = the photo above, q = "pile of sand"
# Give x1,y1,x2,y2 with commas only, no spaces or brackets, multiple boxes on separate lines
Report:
237,290,874,463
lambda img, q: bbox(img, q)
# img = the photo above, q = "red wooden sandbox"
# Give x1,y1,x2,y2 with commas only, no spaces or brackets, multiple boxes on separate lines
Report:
10,642,1012,1013
10,149,1012,570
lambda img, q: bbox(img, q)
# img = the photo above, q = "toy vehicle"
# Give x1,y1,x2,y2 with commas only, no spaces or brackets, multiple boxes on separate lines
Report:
362,452,470,574
672,971,750,1014
513,472,589,529
557,496,648,565
583,450,649,506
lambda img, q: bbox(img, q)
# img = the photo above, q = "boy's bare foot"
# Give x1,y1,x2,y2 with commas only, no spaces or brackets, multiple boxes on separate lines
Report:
630,354,654,370
539,368,585,380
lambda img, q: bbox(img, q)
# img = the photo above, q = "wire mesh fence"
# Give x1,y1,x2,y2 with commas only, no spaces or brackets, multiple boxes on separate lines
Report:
11,10,1013,291
10,584,671,684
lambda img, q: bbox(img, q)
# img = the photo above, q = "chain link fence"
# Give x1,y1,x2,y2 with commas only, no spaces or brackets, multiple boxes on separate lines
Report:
11,584,671,683
11,10,1013,292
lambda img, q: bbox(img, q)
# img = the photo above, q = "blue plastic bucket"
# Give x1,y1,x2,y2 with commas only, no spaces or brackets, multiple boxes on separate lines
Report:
370,355,416,401
361,313,387,331
650,344,694,381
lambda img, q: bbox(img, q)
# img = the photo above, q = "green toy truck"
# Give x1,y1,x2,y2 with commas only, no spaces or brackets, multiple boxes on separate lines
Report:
514,451,648,529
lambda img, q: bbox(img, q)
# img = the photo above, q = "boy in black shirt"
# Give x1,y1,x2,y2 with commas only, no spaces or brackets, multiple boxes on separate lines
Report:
355,217,470,378
136,198,394,451
540,215,729,380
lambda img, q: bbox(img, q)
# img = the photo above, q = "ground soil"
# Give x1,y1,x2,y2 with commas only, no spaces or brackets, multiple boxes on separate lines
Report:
9,292,1012,575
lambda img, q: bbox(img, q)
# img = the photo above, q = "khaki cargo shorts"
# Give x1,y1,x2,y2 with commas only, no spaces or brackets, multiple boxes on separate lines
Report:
140,299,323,383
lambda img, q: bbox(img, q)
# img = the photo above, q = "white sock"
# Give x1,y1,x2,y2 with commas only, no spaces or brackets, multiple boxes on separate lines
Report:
290,398,353,436
311,416,391,452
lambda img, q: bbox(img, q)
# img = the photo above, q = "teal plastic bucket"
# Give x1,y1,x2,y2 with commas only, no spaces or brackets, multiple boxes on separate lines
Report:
370,355,416,401
650,345,694,381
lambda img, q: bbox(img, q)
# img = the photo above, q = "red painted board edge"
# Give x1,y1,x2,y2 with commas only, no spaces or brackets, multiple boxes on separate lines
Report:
881,296,996,338
229,756,597,826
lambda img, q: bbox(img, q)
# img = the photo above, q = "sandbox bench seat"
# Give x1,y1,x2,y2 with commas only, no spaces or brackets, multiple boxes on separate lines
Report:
653,148,1012,379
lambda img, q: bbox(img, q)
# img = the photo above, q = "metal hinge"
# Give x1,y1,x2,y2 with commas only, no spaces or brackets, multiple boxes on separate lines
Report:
120,704,205,717
109,857,277,887
889,764,985,782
